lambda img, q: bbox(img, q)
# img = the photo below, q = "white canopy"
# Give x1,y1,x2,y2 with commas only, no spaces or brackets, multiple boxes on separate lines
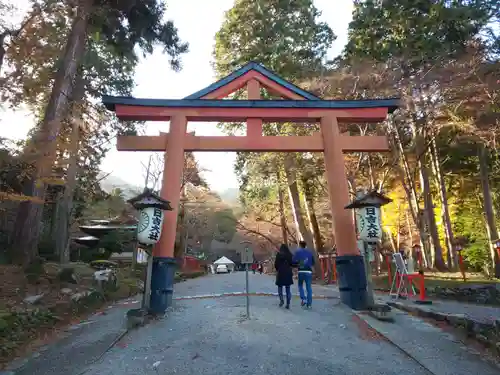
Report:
214,256,235,265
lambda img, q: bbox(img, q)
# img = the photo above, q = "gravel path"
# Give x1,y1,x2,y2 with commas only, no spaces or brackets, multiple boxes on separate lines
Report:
81,294,428,375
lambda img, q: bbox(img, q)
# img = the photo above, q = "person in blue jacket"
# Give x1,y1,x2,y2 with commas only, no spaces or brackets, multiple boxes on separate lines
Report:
292,241,315,308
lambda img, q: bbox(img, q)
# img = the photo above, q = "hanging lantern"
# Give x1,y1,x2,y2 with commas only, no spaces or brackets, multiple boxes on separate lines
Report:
137,207,165,245
128,189,172,246
345,190,392,243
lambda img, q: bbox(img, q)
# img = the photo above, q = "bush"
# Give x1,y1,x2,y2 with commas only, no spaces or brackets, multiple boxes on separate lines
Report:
0,309,59,357
78,247,113,263
98,230,135,254
57,267,79,284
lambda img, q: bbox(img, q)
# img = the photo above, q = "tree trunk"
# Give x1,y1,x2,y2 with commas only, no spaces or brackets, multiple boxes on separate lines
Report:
10,0,92,265
283,157,320,274
55,76,85,264
276,172,288,245
55,120,79,264
284,157,313,248
413,123,444,270
419,159,445,269
478,144,500,278
301,175,323,254
429,134,456,269
51,191,62,247
367,155,375,190
0,33,6,76
177,186,187,262
389,120,431,267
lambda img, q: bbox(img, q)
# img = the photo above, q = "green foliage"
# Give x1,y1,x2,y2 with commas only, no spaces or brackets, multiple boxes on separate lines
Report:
57,267,78,284
78,230,136,263
213,0,335,234
0,309,59,357
98,230,136,254
76,229,135,263
4,0,188,109
345,0,495,68
214,0,334,79
0,1,189,244
90,0,188,71
0,139,34,195
81,191,129,220
213,208,237,243
453,198,491,272
78,247,111,263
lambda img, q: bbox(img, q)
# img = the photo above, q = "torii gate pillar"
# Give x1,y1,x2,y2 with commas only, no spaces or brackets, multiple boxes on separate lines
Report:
149,115,187,313
321,115,367,308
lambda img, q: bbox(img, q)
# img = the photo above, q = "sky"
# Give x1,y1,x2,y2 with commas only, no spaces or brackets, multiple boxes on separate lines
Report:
0,0,354,193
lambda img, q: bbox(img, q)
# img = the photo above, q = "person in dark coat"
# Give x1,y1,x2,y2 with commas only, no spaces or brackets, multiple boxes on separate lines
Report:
275,244,294,309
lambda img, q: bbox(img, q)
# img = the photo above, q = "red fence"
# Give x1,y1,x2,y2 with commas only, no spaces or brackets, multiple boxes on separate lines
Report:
179,256,206,273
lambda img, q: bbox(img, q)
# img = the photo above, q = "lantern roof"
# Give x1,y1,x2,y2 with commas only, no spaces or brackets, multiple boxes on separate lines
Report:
344,190,392,209
127,188,173,210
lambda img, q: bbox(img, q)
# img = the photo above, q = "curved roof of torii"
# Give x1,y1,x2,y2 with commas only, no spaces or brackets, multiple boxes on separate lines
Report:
102,61,399,115
184,61,321,100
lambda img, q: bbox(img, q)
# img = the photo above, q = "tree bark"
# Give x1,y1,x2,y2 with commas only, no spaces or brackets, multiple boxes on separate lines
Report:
301,174,323,254
0,33,6,75
429,134,456,268
389,120,431,267
413,122,444,269
276,171,288,245
419,158,445,269
177,185,187,262
284,156,319,274
284,157,313,249
55,75,85,264
478,144,500,277
10,0,92,265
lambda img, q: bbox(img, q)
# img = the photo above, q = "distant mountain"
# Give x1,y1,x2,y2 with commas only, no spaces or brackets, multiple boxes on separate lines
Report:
219,187,240,204
98,173,142,200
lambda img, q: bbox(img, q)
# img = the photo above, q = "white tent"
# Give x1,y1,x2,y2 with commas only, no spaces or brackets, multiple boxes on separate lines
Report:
212,256,235,273
214,256,235,265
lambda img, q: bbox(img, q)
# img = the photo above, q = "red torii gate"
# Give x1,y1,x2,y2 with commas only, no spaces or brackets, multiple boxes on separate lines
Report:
103,62,398,313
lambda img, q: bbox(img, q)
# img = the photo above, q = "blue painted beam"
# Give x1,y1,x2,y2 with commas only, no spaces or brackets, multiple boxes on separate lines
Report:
102,96,399,113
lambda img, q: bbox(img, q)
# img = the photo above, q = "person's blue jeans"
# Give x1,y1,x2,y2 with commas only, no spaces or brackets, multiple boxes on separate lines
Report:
278,285,291,305
298,272,313,306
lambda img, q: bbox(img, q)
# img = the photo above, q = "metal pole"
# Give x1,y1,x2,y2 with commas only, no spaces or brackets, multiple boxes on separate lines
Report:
245,262,250,318
363,241,375,308
142,249,153,310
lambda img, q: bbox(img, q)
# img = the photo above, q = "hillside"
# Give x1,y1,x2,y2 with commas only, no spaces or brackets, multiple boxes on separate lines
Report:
98,173,142,199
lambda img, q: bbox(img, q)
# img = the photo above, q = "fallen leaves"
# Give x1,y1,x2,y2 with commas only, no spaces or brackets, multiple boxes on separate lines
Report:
351,314,388,342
